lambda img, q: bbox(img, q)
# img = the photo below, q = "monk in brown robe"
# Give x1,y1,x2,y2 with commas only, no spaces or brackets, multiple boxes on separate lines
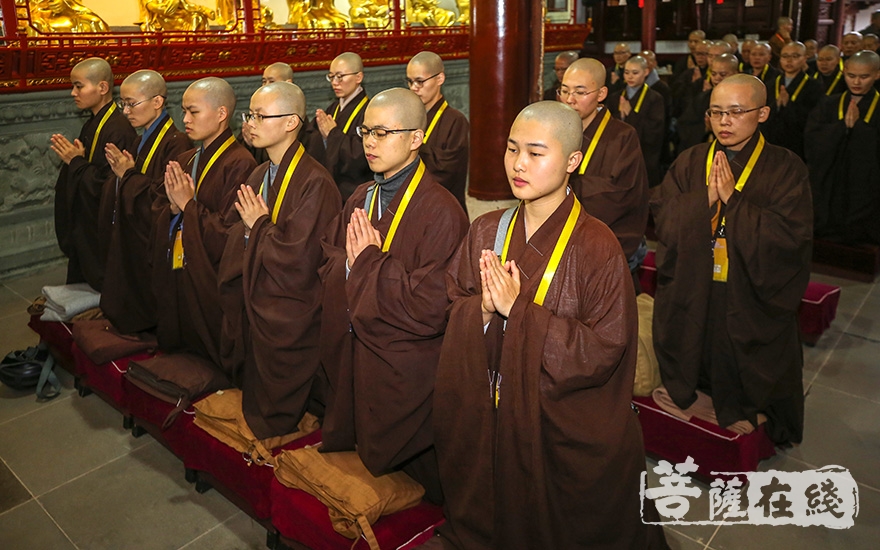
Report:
100,70,192,334
433,100,665,549
406,51,470,213
812,45,846,96
805,51,880,245
152,77,256,366
313,52,372,201
749,42,781,88
560,58,649,281
51,57,137,291
763,41,821,159
218,82,341,438
652,74,812,445
673,30,706,78
318,88,469,503
607,55,666,187
677,54,739,153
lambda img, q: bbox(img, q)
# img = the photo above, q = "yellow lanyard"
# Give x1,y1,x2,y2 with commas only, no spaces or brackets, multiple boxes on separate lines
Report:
89,102,117,162
838,90,880,124
195,135,235,195
705,68,712,83
757,64,768,81
257,143,305,224
633,84,649,113
333,96,369,134
821,61,845,96
140,118,174,174
424,100,448,143
775,74,808,103
705,133,765,225
500,198,582,306
368,160,426,252
578,109,611,175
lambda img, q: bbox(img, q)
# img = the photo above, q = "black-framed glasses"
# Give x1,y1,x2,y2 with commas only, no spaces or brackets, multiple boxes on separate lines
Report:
242,112,298,124
405,72,441,89
326,72,360,82
356,125,419,139
705,107,763,120
557,87,601,99
117,95,164,110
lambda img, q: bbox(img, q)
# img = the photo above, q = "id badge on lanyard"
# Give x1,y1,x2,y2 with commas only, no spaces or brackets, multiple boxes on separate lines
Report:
712,218,728,282
172,228,185,270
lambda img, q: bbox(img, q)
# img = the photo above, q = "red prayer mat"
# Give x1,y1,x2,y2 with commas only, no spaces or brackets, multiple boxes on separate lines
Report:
71,343,155,413
122,375,199,461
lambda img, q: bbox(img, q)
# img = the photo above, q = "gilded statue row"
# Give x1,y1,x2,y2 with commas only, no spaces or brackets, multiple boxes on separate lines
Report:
25,0,471,35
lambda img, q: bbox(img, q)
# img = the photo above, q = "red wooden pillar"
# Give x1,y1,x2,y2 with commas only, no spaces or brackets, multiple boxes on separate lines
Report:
641,0,657,52
1,0,20,38
468,0,543,200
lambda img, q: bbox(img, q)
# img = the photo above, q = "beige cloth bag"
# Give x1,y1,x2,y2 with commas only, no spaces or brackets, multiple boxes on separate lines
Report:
274,445,425,550
634,293,662,396
193,388,319,466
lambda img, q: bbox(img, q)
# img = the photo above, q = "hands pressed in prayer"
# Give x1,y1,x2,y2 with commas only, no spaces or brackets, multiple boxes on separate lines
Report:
105,143,135,178
480,250,521,319
777,85,790,108
164,161,195,215
702,76,713,92
618,95,631,119
687,56,696,70
235,184,269,230
478,251,498,325
610,71,620,85
844,98,860,129
240,123,255,147
346,208,382,268
710,151,736,204
50,134,85,165
691,66,702,83
315,109,338,138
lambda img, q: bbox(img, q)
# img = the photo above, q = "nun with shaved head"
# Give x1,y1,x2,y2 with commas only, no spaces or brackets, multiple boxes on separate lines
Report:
318,87,469,505
51,57,137,291
652,74,813,447
433,100,666,549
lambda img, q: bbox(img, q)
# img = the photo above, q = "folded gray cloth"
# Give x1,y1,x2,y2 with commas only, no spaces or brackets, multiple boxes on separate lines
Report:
41,283,101,322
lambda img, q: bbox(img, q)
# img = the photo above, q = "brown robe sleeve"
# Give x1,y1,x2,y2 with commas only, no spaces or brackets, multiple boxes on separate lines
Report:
418,103,470,213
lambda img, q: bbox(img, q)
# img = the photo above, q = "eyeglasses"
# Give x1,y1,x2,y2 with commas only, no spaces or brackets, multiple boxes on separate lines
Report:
705,107,763,120
117,95,163,110
356,125,419,139
326,72,359,82
404,72,442,89
242,112,298,124
557,87,601,99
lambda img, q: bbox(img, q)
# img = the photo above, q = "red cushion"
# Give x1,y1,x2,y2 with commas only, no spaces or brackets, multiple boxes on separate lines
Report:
639,251,657,297
72,344,155,412
28,315,76,373
270,477,444,550
183,419,322,520
633,395,776,483
798,282,841,340
122,375,198,461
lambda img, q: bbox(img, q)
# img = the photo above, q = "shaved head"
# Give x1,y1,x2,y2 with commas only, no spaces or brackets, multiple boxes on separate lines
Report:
409,51,444,74
846,50,880,71
689,30,706,40
625,55,648,71
713,74,767,108
187,77,236,112
565,58,606,89
334,51,364,72
255,81,306,120
722,34,738,47
367,88,427,130
819,44,840,56
72,57,113,86
514,101,583,157
709,41,732,54
713,53,740,74
263,62,294,83
556,51,579,65
783,41,806,54
121,70,166,98
641,50,657,69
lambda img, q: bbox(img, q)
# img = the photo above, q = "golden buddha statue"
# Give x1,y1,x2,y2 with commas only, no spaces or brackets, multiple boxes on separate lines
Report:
301,0,349,29
286,0,308,26
260,6,277,30
138,0,214,32
456,0,469,26
215,0,237,30
406,0,455,27
28,0,109,35
349,0,389,29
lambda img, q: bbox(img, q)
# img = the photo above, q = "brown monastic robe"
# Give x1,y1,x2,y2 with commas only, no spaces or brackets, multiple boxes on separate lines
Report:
763,71,821,159
434,192,661,549
651,132,813,445
607,85,666,187
55,101,137,291
311,89,372,201
100,113,192,334
318,162,469,500
418,97,470,213
568,107,649,262
217,140,341,439
151,128,256,367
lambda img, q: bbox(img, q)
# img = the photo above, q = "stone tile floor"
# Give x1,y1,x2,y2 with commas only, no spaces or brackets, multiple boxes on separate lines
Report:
0,249,877,549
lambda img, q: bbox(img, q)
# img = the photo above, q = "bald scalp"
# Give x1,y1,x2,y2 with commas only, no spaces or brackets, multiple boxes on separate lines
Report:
566,58,605,89
72,57,113,86
641,50,657,69
709,41,732,54
819,44,840,55
514,101,583,157
187,77,236,112
264,62,294,82
255,82,306,120
846,50,880,71
334,52,364,72
625,55,648,71
713,54,740,74
689,30,706,40
782,41,806,54
409,51,444,74
754,42,772,53
556,51,579,65
368,88,427,130
122,70,166,98
713,74,767,108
